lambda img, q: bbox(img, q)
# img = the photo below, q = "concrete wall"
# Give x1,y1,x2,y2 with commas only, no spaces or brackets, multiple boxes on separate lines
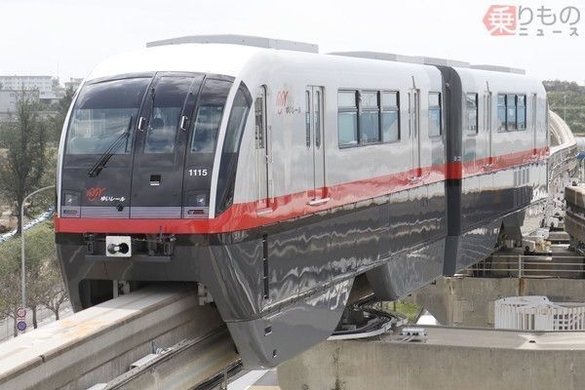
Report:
407,277,585,327
278,338,585,390
277,278,585,389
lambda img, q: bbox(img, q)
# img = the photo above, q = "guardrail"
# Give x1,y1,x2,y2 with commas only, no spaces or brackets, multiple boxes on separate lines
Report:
467,251,585,279
495,296,585,331
0,206,54,244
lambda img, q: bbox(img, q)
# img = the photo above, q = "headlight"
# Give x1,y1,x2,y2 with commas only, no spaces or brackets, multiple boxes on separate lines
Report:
195,193,207,207
64,191,80,206
184,191,209,218
61,190,81,218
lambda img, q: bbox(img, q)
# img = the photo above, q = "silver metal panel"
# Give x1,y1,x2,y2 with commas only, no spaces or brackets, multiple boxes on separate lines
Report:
147,34,319,53
329,51,425,63
471,64,525,74
130,207,182,219
61,206,81,218
81,206,129,219
182,207,209,219
226,279,352,368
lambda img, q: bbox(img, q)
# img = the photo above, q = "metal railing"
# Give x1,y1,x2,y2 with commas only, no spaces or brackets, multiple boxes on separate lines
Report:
495,296,585,331
467,252,585,279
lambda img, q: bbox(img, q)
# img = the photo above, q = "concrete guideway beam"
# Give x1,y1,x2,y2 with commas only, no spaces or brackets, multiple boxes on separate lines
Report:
102,328,239,390
278,327,585,390
0,283,225,390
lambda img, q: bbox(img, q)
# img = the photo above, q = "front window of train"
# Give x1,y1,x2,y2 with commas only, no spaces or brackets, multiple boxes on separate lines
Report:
65,77,151,155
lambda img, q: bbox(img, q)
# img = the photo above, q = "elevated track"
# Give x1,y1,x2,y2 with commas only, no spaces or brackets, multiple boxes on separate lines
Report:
0,284,238,390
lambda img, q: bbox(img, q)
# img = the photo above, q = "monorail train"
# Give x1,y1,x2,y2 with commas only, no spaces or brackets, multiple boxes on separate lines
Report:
55,36,549,368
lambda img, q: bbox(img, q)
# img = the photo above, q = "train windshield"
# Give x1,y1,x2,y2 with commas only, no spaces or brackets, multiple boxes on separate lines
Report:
144,76,195,154
65,77,151,155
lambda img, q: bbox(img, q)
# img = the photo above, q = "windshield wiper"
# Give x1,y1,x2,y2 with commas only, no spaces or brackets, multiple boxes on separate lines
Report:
87,116,133,178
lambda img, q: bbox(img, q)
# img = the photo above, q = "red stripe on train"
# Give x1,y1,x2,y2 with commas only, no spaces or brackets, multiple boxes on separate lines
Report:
55,148,547,234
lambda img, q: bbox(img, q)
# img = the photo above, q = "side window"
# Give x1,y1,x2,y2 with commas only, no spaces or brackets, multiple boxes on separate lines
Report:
338,89,402,148
359,91,381,144
381,91,400,142
338,91,358,148
506,94,517,131
497,93,528,132
517,94,526,130
222,84,252,153
314,89,322,148
497,94,506,132
191,79,231,153
216,83,252,215
305,90,311,148
428,92,442,137
466,93,478,134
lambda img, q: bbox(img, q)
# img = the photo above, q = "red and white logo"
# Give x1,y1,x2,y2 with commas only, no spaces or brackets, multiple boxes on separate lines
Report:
86,187,106,202
484,5,517,35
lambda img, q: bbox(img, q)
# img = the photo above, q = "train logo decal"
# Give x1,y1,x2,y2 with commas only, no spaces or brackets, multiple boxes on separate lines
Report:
276,90,301,115
86,187,106,202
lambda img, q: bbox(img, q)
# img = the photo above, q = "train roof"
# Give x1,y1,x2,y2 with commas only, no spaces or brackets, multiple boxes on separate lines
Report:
85,43,265,81
84,35,536,86
84,42,443,85
146,34,319,53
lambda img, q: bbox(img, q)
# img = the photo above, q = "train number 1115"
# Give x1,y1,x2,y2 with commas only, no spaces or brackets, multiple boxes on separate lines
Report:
189,168,208,177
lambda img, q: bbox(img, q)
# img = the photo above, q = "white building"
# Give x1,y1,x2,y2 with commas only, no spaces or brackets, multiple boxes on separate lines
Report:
0,75,63,119
0,89,40,120
0,75,58,100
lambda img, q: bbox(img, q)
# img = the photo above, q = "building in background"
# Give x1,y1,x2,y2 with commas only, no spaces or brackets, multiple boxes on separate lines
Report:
64,77,83,92
0,75,59,100
0,75,64,120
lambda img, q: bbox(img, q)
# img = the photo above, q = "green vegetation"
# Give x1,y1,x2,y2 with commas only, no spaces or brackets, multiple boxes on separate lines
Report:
0,88,70,336
383,301,424,324
0,219,66,336
544,80,585,135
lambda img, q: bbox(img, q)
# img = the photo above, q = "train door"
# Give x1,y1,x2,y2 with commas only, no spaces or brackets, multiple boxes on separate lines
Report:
306,86,327,205
183,78,233,218
130,74,203,218
408,89,422,179
483,90,493,165
531,93,538,155
480,89,494,208
255,86,272,211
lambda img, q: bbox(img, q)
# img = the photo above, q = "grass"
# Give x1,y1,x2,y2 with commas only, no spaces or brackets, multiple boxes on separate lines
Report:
382,301,424,324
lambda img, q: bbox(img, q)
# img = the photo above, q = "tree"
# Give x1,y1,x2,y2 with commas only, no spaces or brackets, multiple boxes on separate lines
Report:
47,85,75,143
0,220,66,336
37,258,68,321
543,80,585,135
0,92,48,234
25,219,64,327
0,238,23,337
0,271,23,337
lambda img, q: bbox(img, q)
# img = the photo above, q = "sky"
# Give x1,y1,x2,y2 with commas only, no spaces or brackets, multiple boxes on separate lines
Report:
1,0,584,85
